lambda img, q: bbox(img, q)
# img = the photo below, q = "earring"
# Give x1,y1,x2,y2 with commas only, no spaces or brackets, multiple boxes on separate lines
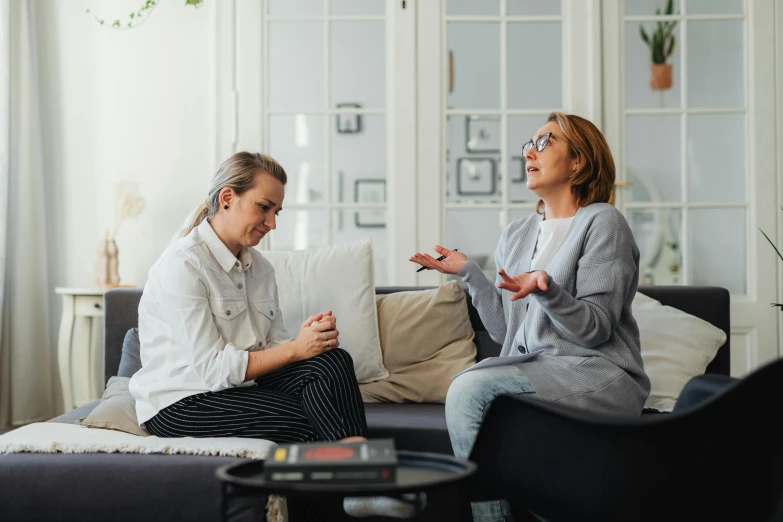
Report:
224,205,229,210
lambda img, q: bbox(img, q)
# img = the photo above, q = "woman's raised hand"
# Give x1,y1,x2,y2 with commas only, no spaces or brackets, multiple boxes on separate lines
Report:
497,269,549,300
292,311,340,362
409,245,468,275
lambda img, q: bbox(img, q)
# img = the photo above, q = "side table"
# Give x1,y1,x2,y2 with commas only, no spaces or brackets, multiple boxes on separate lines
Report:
216,450,477,522
55,287,109,410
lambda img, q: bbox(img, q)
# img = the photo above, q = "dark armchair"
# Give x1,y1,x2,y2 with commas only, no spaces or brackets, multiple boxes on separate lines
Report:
468,358,783,522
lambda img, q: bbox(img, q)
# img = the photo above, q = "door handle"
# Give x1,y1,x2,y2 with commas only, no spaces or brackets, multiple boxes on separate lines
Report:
449,50,455,94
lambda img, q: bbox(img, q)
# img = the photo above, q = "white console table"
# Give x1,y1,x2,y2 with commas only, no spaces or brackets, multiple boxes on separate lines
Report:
55,287,109,410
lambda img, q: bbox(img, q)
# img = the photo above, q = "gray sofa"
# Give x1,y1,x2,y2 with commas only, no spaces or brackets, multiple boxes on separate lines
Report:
0,285,730,522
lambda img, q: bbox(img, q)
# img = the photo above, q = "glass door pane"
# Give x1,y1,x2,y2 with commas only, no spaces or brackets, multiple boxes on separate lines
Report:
507,22,562,109
268,115,326,204
447,22,501,110
264,1,390,285
615,0,748,294
268,22,324,110
443,6,564,276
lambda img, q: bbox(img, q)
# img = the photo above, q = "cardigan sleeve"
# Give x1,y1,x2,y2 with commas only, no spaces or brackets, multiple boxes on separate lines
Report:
457,224,513,344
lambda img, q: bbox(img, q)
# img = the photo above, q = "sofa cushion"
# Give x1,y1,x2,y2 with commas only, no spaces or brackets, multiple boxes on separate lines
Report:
76,377,149,437
259,237,388,384
0,453,250,522
360,282,477,404
117,327,142,378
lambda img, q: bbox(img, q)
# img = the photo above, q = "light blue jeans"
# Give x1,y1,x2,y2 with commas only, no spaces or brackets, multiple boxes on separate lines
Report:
445,365,537,522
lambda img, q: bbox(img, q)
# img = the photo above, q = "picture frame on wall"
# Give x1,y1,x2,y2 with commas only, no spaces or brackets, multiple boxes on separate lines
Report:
465,115,500,153
336,103,362,134
456,157,497,196
354,178,385,228
510,155,527,183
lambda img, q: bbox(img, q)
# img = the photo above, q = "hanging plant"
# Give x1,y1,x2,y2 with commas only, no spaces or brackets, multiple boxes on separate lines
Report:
86,0,203,30
639,0,678,90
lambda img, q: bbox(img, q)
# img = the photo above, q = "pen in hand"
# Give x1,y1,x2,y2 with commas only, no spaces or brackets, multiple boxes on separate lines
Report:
416,249,459,272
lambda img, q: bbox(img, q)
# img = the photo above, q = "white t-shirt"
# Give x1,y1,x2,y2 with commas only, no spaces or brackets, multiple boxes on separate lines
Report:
530,217,575,272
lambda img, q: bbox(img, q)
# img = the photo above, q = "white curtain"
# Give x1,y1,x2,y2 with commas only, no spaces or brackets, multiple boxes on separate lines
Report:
0,0,57,433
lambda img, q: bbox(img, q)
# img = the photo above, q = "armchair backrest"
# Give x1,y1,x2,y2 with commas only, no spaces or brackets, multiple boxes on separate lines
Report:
469,358,783,522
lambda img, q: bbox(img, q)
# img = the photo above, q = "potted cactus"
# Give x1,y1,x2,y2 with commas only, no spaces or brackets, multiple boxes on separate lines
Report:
639,0,678,90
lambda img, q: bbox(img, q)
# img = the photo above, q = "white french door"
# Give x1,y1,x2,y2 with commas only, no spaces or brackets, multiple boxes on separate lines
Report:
217,0,780,375
602,0,779,375
217,0,416,286
414,0,602,286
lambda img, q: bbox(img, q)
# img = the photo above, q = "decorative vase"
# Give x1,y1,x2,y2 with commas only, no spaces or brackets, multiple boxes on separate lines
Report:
650,63,673,90
95,231,120,288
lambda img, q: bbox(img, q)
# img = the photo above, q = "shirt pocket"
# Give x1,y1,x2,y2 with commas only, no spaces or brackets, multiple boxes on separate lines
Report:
208,297,248,319
208,297,247,342
252,300,276,344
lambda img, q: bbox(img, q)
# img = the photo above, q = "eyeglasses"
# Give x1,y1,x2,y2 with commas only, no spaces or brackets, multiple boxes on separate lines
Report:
522,132,554,156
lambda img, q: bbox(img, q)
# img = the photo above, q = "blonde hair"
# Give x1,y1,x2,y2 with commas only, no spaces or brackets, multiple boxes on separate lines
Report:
535,112,616,215
184,152,287,236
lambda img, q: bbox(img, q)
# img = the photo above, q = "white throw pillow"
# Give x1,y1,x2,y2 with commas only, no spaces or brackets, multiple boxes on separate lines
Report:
258,237,388,384
634,291,727,412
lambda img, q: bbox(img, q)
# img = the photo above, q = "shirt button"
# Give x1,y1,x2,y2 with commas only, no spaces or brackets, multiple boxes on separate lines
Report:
237,283,243,289
226,310,232,316
258,341,263,347
234,261,239,268
271,310,274,316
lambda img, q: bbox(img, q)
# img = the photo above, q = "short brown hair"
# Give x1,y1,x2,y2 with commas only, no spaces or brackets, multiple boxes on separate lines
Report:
536,112,615,214
185,152,288,236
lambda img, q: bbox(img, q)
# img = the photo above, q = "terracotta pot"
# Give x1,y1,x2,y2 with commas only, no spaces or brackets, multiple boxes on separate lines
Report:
650,63,673,90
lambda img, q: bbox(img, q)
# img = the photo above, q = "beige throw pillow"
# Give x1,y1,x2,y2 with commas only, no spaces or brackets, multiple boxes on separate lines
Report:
76,376,150,437
360,281,477,404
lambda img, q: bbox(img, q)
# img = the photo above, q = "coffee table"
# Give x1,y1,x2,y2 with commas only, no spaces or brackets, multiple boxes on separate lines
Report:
216,450,477,522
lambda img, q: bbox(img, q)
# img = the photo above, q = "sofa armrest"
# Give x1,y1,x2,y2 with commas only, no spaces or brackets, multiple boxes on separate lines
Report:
673,373,739,413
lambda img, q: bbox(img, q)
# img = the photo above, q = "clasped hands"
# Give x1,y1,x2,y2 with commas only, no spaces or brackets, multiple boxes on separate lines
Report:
292,311,340,361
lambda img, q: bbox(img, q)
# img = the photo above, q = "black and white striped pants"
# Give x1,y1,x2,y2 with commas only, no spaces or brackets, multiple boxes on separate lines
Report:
145,348,366,521
145,348,368,443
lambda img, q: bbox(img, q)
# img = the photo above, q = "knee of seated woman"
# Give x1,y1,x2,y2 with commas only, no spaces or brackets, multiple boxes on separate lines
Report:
305,347,353,370
445,371,490,414
446,367,535,413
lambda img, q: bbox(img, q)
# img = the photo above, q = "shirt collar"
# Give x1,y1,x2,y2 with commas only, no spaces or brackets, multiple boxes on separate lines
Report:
197,218,253,273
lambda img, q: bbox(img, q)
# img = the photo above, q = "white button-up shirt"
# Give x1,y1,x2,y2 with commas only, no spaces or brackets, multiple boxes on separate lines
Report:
129,218,292,424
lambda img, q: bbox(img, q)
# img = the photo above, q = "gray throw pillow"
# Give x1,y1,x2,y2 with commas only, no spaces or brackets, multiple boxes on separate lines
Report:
76,376,149,437
117,327,142,377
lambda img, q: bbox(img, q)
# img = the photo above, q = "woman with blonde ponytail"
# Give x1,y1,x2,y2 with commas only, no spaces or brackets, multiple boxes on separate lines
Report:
129,152,368,519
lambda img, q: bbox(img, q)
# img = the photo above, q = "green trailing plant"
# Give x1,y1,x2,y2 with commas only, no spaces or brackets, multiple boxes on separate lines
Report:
639,0,678,65
86,0,203,30
759,211,783,310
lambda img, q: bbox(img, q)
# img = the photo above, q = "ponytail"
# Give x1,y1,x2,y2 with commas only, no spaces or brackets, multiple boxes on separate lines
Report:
184,200,211,237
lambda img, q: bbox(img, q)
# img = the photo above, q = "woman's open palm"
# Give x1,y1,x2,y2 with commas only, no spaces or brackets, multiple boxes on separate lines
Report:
497,269,549,300
409,245,467,275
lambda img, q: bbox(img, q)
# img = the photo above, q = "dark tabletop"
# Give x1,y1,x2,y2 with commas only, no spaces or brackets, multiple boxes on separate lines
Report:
216,450,477,497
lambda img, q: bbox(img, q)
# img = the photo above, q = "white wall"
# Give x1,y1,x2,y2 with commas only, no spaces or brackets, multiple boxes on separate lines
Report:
36,0,215,292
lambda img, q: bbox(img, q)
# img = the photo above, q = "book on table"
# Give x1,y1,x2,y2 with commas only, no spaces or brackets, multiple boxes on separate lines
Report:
264,438,397,484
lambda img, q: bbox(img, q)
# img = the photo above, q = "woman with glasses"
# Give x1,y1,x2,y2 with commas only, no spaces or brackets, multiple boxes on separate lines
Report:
411,112,650,522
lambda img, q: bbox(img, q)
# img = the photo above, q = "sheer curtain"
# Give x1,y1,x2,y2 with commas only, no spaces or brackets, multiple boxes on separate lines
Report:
0,0,57,433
